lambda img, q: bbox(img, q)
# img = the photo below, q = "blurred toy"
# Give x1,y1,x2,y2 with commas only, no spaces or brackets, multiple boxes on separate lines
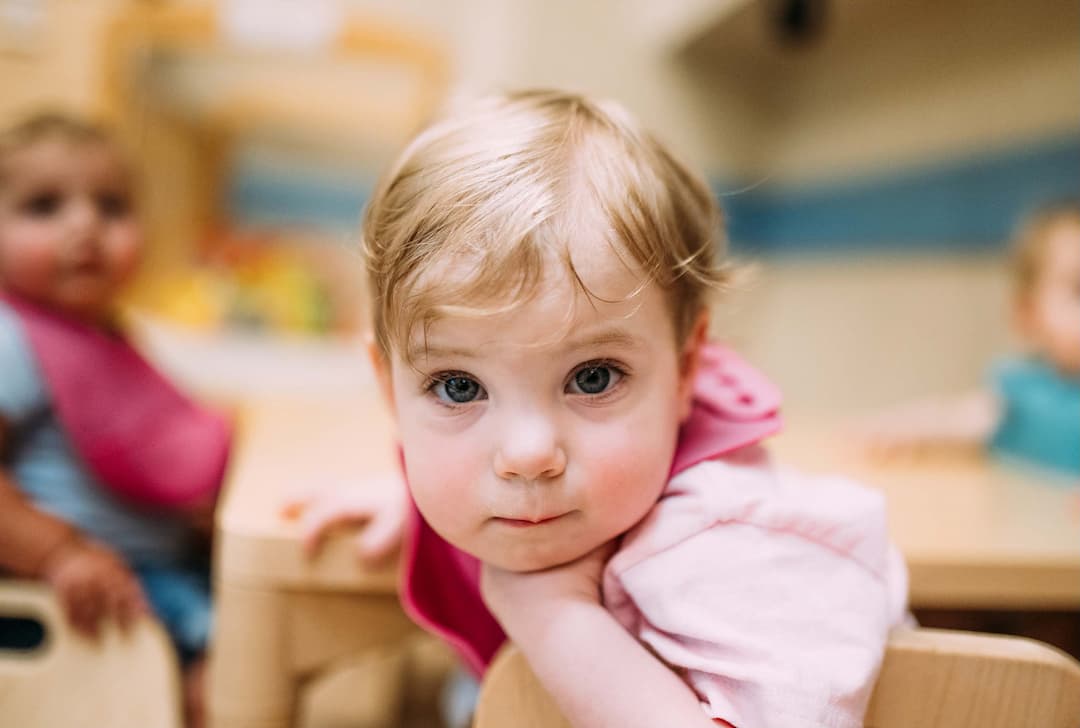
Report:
144,228,360,336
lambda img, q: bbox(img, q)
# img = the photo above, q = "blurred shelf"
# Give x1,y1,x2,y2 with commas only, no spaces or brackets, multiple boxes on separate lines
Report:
106,2,448,145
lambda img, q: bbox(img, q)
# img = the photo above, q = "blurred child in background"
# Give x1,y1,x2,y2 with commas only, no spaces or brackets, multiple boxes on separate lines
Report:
860,202,1079,659
0,113,231,728
863,202,1080,477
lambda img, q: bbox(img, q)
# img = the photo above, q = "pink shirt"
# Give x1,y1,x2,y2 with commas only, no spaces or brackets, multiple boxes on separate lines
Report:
605,445,908,727
400,343,908,727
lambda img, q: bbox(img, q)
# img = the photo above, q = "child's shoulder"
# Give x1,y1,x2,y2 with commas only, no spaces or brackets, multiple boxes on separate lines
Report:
0,298,47,422
614,448,892,579
991,355,1080,396
604,447,907,727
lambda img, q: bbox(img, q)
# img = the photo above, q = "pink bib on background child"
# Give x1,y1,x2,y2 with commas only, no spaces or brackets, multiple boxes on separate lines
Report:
1,291,231,511
400,343,783,676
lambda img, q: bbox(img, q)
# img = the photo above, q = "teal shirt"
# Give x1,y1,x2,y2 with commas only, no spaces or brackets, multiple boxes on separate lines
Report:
989,357,1080,476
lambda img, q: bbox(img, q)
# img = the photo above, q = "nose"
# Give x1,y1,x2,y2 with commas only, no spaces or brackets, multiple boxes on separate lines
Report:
66,196,102,243
493,409,567,482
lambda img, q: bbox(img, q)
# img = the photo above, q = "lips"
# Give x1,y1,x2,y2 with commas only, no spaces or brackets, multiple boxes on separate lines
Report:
68,259,104,275
493,513,568,527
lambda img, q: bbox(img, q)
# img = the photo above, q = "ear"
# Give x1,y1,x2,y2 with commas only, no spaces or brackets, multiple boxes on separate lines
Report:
365,332,397,419
676,311,709,422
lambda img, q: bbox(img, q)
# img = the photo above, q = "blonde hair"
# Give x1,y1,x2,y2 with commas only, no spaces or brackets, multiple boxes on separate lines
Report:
362,89,728,362
1012,201,1080,299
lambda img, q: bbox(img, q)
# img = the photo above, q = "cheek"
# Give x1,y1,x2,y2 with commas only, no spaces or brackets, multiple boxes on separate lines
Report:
573,403,680,533
1036,292,1080,343
397,401,491,541
0,227,58,285
105,225,142,278
580,431,671,518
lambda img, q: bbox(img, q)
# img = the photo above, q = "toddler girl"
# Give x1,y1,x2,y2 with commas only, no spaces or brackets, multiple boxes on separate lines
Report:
0,112,230,728
297,90,908,728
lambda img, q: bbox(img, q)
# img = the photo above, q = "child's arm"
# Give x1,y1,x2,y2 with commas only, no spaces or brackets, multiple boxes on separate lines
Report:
858,389,1001,459
280,473,409,563
0,418,148,636
481,545,719,728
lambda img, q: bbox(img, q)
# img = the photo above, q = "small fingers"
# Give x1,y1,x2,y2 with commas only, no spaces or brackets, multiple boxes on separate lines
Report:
299,498,375,558
354,506,406,565
113,580,149,633
280,479,350,520
279,487,314,520
71,583,104,639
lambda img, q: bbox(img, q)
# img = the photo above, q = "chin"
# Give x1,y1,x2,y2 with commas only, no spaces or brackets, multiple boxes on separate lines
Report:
477,538,594,573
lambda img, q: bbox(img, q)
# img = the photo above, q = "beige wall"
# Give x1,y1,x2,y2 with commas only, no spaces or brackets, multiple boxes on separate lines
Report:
12,1,1069,184
0,0,1046,413
714,256,1014,414
342,0,756,174
0,0,126,124
678,0,1079,180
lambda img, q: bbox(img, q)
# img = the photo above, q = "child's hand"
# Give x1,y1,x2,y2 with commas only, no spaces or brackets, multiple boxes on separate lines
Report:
853,391,998,462
855,406,951,461
480,540,617,634
280,474,409,565
42,539,149,638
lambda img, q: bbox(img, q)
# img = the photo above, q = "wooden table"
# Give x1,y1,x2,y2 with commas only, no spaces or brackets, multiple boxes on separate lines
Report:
208,397,1080,725
208,394,420,728
771,420,1080,610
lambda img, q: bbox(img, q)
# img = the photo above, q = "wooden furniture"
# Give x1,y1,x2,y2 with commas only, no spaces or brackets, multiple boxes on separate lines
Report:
195,322,1079,725
207,392,1080,726
0,581,182,728
770,421,1080,610
98,1,447,272
208,395,421,728
474,629,1080,728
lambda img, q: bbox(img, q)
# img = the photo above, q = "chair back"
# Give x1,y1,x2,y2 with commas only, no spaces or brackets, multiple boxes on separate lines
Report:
0,581,182,728
474,628,1080,728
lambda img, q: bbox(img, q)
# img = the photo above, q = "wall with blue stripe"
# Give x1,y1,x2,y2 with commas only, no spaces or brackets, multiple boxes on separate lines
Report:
227,133,1080,255
720,134,1080,255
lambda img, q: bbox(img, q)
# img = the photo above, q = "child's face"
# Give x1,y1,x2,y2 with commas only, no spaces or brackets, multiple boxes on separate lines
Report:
380,244,700,572
0,138,141,321
1019,220,1080,375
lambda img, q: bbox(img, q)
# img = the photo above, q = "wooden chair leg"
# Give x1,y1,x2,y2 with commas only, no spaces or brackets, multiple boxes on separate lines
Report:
208,582,298,728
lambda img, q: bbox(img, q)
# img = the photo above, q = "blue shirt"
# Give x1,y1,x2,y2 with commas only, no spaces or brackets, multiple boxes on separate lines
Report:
989,356,1080,476
0,302,190,566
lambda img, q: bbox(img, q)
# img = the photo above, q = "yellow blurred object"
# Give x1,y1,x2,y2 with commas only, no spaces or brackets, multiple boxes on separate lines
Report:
145,268,228,331
137,235,349,336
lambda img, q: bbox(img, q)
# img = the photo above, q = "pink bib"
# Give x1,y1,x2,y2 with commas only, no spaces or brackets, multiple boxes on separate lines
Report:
2,292,231,511
399,343,782,676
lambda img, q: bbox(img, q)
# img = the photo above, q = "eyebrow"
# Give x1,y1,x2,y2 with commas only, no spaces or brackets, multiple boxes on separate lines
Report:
408,327,643,362
563,328,643,352
408,343,479,361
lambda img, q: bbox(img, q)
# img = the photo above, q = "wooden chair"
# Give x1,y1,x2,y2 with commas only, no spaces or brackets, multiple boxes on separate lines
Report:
475,628,1080,728
0,581,182,728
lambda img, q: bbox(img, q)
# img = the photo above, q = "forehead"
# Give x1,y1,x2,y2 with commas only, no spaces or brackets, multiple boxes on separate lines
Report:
408,234,670,360
1,138,127,189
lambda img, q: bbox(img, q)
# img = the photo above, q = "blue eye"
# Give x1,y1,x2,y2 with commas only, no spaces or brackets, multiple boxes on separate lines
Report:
567,364,622,395
431,375,486,404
